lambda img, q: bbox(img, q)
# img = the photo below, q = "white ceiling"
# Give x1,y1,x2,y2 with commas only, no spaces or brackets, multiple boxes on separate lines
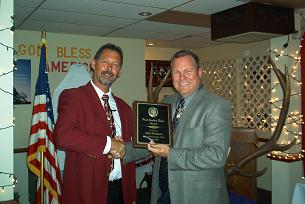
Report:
14,0,305,49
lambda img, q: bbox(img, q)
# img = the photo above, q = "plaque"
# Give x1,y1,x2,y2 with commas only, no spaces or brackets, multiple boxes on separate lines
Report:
133,101,173,148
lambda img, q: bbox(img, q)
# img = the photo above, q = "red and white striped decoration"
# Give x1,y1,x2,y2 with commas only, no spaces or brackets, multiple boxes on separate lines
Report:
27,42,62,204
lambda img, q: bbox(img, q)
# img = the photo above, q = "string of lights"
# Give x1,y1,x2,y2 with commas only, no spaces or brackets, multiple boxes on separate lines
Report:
271,116,302,125
268,49,302,62
0,26,15,32
0,42,19,55
267,42,304,162
204,43,303,161
0,124,15,130
0,87,13,96
0,43,18,97
0,16,17,194
0,172,18,192
0,69,15,77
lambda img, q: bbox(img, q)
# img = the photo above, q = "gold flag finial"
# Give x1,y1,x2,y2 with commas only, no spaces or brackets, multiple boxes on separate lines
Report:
41,30,46,40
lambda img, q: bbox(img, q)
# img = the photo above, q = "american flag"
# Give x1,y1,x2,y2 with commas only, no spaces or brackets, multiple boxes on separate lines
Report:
27,39,62,204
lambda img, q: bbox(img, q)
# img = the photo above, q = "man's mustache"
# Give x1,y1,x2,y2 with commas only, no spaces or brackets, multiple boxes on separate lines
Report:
101,70,113,78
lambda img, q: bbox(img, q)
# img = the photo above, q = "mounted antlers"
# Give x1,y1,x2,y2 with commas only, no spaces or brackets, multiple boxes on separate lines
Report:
147,62,171,102
226,57,295,177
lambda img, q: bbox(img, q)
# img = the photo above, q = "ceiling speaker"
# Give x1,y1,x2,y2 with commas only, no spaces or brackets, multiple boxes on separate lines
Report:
211,2,296,43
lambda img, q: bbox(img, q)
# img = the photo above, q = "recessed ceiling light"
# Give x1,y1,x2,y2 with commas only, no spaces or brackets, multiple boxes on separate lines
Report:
148,42,154,46
139,12,152,16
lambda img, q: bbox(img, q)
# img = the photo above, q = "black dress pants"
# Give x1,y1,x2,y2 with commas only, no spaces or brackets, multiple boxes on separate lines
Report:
107,179,124,204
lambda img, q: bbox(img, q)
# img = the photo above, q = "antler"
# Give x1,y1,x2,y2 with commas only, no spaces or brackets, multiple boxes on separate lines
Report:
147,62,171,102
226,57,295,177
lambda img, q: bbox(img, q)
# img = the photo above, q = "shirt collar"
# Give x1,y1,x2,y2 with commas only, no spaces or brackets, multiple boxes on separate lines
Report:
90,80,113,99
177,84,202,107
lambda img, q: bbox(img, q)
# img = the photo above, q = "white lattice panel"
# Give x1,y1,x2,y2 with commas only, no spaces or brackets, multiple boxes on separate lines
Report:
201,56,271,130
238,56,271,130
201,59,237,122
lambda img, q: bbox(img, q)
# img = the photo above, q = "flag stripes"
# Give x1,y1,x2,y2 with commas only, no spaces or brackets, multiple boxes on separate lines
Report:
27,42,62,204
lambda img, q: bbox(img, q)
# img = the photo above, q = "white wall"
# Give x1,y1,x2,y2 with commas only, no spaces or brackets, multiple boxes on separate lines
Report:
0,0,14,201
196,40,270,61
14,153,28,204
272,161,303,204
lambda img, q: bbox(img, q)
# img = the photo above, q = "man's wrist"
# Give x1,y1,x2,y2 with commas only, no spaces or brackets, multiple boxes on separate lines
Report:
103,136,111,154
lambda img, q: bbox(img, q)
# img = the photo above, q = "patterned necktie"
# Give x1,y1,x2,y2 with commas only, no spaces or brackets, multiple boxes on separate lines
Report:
102,94,116,174
159,98,185,195
102,94,116,137
172,98,185,131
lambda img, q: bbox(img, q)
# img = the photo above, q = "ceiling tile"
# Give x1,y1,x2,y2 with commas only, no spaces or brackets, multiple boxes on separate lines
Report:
40,0,166,19
106,28,183,40
21,7,137,28
14,5,34,19
15,0,302,49
124,21,210,35
173,0,246,15
147,11,210,27
14,0,43,7
101,0,191,9
150,40,214,49
173,32,213,43
14,19,115,36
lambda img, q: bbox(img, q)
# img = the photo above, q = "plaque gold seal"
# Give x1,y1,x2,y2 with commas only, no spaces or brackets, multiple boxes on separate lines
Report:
148,107,158,118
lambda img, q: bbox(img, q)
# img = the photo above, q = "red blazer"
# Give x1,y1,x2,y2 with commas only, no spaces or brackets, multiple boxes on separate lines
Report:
54,82,136,204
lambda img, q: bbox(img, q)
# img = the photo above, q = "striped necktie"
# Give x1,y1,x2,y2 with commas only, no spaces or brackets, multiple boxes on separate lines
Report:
102,94,116,174
102,94,116,137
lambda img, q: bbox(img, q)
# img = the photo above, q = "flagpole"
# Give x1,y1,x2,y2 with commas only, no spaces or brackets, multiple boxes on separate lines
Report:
40,30,46,204
40,152,44,204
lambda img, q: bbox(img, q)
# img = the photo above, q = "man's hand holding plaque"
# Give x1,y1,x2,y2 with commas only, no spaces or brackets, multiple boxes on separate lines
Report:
132,101,173,148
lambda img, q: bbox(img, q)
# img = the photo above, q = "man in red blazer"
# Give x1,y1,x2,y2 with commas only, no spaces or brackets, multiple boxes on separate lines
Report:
54,43,137,204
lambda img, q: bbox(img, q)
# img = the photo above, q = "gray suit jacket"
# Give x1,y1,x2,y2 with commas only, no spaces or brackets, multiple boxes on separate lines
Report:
150,86,232,204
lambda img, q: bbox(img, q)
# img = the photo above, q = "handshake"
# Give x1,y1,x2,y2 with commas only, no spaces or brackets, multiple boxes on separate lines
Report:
108,136,169,159
109,137,125,159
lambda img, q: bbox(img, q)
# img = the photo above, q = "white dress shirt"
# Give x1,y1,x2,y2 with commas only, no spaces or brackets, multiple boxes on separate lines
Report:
90,80,122,181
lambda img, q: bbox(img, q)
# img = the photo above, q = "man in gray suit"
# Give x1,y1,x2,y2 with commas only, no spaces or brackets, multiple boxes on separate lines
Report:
148,50,231,204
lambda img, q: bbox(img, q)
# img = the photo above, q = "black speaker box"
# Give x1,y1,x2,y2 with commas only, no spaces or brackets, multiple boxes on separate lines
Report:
211,2,296,43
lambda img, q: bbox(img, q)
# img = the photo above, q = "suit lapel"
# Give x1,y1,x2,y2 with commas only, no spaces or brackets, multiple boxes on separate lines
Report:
163,94,178,114
83,82,109,128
